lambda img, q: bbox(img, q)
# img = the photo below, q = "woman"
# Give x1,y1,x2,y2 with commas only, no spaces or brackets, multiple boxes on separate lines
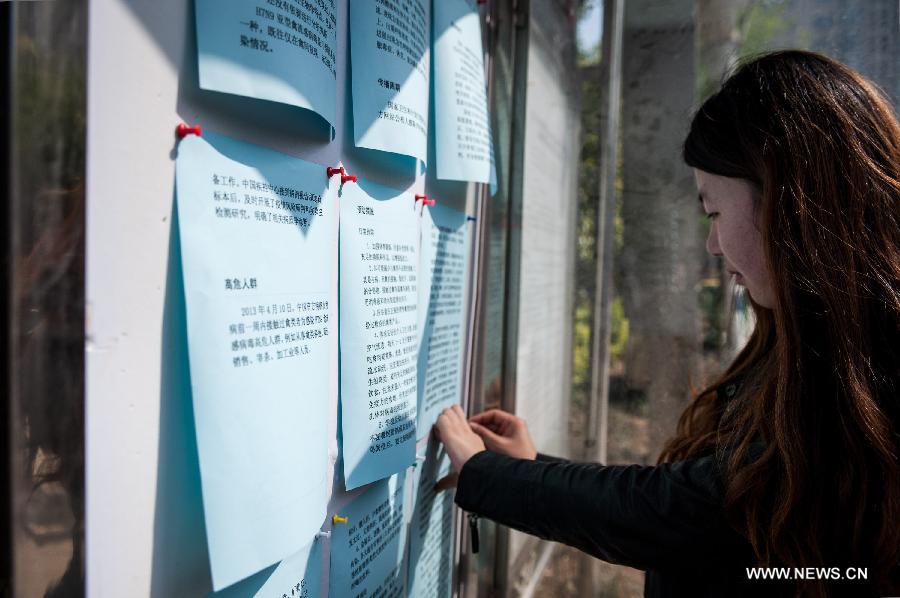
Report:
435,50,900,597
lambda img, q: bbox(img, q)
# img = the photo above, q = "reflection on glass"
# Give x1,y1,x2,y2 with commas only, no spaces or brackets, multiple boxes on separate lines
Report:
8,2,86,597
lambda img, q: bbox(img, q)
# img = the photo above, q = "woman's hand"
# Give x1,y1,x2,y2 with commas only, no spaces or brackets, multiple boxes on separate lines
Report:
434,405,486,475
469,408,537,460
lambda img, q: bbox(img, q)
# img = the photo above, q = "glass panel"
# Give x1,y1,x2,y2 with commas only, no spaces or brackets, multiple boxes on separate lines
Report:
7,1,87,596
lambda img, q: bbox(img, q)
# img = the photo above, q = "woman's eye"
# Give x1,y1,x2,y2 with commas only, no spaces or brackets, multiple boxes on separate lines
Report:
705,212,719,221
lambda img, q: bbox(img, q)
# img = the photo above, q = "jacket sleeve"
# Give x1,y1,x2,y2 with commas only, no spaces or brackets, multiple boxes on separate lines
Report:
454,450,741,571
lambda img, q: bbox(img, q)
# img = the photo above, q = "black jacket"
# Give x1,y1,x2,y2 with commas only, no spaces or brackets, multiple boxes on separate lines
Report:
454,382,884,597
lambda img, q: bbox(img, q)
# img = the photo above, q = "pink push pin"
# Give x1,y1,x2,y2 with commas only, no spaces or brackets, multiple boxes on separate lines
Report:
341,173,358,184
415,194,427,203
176,123,202,138
423,198,436,206
327,166,345,178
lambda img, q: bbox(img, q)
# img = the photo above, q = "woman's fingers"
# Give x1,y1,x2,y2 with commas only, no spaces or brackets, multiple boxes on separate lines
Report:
434,406,488,474
440,406,465,432
435,405,475,443
434,410,457,444
470,421,503,446
471,409,519,437
451,404,467,423
470,408,508,426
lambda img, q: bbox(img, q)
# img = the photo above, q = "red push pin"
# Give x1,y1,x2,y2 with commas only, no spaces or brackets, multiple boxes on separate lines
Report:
327,166,345,178
415,194,428,203
423,198,436,206
341,173,358,184
176,123,202,138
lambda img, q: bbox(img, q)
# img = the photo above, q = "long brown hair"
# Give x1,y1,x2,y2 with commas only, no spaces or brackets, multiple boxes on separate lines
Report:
661,50,900,594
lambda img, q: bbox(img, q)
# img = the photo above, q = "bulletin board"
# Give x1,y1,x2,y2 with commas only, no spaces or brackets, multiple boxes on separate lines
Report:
84,0,489,595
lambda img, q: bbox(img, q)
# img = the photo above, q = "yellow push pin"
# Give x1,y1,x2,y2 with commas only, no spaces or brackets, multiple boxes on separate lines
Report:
332,514,349,525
